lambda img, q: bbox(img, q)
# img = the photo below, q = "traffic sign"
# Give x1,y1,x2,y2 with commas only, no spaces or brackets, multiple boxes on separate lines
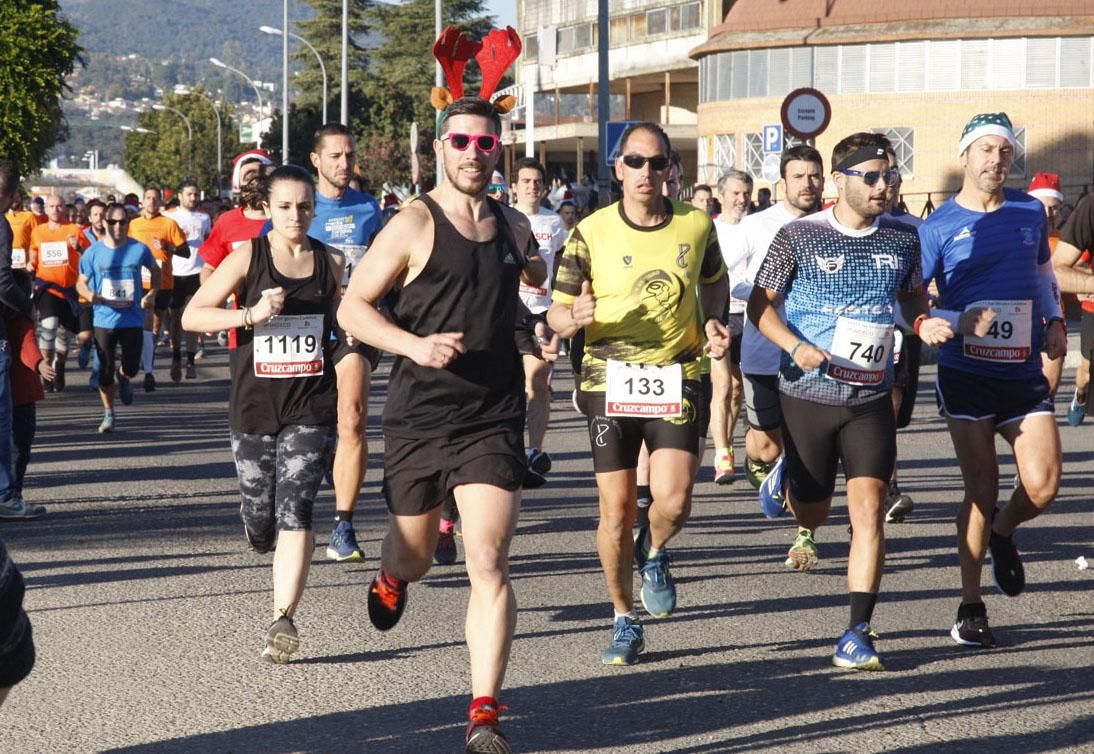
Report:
761,154,781,184
762,124,783,154
604,120,640,167
780,88,832,140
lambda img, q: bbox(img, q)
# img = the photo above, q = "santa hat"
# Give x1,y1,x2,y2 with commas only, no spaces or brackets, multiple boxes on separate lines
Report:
1027,172,1063,203
231,148,273,190
958,112,1016,156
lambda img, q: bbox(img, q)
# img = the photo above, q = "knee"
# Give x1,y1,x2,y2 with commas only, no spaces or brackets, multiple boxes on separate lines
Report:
651,489,690,522
599,498,635,535
336,400,365,440
1020,466,1060,507
465,541,509,587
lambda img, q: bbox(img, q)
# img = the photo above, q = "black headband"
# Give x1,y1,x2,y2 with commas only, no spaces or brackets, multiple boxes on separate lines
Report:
834,145,889,173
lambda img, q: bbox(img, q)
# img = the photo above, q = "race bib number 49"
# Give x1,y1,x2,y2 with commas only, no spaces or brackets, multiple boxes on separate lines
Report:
963,300,1032,362
825,316,893,386
253,314,325,378
605,360,682,418
40,241,68,267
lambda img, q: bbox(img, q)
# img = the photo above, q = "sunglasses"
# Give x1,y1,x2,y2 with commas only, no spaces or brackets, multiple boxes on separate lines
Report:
487,183,507,195
621,154,670,171
839,168,900,187
443,133,499,152
105,219,128,226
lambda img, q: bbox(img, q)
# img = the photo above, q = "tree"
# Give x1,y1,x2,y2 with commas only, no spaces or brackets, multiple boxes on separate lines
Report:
293,0,374,129
261,103,323,168
0,1,83,174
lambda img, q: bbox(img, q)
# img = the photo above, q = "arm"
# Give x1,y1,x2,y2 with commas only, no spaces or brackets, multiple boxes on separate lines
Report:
182,242,283,333
141,254,162,311
1052,240,1094,295
509,211,546,286
699,273,730,359
747,285,828,370
546,227,594,340
0,219,32,315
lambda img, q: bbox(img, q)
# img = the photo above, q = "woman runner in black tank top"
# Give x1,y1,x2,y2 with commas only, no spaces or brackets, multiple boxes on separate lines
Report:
181,165,343,664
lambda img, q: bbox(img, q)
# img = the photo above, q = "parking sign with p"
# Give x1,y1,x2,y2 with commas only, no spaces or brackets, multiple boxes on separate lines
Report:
762,124,783,154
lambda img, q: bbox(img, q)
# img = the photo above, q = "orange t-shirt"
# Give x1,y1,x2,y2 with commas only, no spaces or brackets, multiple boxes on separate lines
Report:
129,214,188,290
29,223,90,294
4,210,36,270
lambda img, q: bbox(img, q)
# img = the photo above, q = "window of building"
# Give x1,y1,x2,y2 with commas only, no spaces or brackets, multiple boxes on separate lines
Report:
743,132,764,180
679,2,701,31
1060,37,1092,87
610,16,628,46
871,127,914,177
1025,37,1057,88
1012,126,1027,178
699,134,736,185
647,8,667,36
524,33,538,63
629,13,646,40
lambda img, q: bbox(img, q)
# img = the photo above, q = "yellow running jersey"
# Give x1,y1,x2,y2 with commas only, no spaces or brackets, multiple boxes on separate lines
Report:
553,199,725,392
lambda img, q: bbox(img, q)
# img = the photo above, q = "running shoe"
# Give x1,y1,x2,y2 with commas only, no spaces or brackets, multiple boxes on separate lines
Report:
1066,389,1086,427
465,703,510,754
261,613,299,664
170,354,183,383
522,468,546,489
98,411,115,434
118,375,134,405
601,615,645,666
185,363,197,380
951,609,996,648
77,339,92,369
367,571,407,631
0,497,46,519
884,486,914,523
157,332,170,347
143,373,156,392
714,450,736,485
53,358,66,392
639,550,676,618
527,448,552,475
216,330,229,347
194,346,206,361
758,455,787,518
988,519,1025,597
745,457,770,489
326,520,364,562
785,528,818,571
832,622,885,671
435,518,458,565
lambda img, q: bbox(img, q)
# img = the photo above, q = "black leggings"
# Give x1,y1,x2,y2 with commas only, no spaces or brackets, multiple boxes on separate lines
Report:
11,403,35,498
93,327,143,388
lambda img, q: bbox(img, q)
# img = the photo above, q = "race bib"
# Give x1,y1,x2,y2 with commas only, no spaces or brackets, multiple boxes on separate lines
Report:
336,244,367,287
100,277,135,304
519,282,549,298
253,314,325,378
963,300,1032,363
825,316,893,386
10,248,26,269
605,360,683,418
141,258,164,285
40,241,69,267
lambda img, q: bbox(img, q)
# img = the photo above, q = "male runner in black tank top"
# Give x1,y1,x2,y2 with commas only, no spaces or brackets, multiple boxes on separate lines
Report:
338,96,552,754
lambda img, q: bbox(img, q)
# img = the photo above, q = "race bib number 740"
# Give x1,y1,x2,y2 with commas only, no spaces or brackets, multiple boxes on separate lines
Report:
253,314,324,378
605,360,683,418
825,316,893,386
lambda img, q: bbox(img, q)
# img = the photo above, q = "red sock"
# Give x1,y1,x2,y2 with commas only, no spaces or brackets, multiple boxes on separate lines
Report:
379,569,406,591
469,696,500,719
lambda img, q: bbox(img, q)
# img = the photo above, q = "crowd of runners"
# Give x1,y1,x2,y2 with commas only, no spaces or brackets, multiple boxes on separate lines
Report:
2,28,1094,752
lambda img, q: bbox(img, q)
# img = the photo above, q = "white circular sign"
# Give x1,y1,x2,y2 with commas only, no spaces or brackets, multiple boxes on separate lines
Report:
761,154,781,184
781,88,832,140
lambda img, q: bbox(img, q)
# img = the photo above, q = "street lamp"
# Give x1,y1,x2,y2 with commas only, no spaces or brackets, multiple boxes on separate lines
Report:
209,57,265,115
153,103,193,175
180,86,224,195
260,24,329,125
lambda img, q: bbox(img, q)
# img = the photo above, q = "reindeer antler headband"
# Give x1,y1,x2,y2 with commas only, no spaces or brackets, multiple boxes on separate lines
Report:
430,25,522,115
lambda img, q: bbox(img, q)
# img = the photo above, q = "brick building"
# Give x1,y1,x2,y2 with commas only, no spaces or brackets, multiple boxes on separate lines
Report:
691,1,1094,214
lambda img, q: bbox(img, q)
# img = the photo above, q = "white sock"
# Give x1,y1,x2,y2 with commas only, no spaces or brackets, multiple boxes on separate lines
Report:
142,330,154,373
614,610,638,622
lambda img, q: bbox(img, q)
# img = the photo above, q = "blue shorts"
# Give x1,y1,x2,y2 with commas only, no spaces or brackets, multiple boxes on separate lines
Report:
935,365,1053,427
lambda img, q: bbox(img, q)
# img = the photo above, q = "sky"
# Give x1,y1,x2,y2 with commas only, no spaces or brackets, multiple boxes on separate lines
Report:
486,0,515,28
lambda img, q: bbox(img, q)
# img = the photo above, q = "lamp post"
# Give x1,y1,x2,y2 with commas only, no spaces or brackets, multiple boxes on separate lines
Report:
259,25,328,125
341,0,348,125
153,103,193,175
209,58,265,116
281,0,289,164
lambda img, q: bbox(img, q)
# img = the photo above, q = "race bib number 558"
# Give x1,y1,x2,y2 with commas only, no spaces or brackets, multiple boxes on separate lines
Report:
253,314,324,378
605,360,682,418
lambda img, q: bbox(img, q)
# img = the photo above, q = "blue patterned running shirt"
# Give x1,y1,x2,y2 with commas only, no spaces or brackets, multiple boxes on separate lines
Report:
754,207,923,406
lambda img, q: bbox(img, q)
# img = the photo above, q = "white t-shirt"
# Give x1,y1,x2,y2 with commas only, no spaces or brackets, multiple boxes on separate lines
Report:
728,202,801,375
165,207,211,277
714,217,747,314
519,206,566,314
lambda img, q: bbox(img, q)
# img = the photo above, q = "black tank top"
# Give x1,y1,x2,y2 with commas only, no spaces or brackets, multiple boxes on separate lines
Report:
383,195,526,438
230,234,339,434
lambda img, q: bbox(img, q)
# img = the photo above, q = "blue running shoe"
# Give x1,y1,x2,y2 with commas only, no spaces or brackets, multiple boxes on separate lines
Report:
117,374,134,405
326,520,364,562
77,339,92,369
832,622,885,671
601,615,645,665
758,455,787,518
1066,389,1086,427
639,550,676,618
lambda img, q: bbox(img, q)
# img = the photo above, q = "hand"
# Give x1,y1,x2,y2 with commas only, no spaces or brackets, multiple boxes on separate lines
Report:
1044,319,1068,360
345,332,357,348
249,287,286,325
916,317,955,346
704,318,730,360
533,320,560,363
412,332,465,368
37,359,56,381
139,292,155,311
571,280,596,328
792,342,830,372
958,306,997,337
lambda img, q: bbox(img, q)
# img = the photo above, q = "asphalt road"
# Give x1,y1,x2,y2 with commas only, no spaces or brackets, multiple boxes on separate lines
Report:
2,344,1092,754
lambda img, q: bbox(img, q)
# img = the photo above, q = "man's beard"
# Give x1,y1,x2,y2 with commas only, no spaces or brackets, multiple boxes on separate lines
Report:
443,159,491,198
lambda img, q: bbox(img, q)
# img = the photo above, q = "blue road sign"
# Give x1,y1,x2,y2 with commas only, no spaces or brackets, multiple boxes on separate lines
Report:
763,124,783,154
604,120,641,167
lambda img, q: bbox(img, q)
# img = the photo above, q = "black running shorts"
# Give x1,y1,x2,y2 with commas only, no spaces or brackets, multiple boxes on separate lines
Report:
743,372,781,431
726,312,744,365
892,329,922,429
779,392,896,504
170,273,201,310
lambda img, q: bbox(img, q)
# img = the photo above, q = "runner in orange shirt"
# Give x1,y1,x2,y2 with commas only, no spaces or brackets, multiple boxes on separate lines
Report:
4,188,36,278
29,194,91,391
128,186,189,392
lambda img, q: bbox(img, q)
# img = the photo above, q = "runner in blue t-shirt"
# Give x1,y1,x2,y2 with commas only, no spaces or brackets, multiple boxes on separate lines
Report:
918,112,1067,651
76,202,161,433
750,132,954,672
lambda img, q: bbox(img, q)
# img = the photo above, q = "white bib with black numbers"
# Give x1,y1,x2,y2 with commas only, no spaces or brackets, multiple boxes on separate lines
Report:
605,360,683,418
10,248,26,269
253,314,324,378
825,316,893,386
100,277,135,304
962,299,1032,363
40,241,68,267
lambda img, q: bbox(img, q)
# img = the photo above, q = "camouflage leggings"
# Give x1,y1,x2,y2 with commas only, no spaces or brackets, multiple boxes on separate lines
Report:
230,425,337,553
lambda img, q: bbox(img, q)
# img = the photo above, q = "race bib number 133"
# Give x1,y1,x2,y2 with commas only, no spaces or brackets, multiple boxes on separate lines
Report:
605,360,683,418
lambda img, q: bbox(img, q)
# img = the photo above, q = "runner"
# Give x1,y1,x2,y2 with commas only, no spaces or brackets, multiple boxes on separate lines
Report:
918,112,1067,649
548,121,729,666
6,307,53,516
28,194,91,392
749,132,953,670
306,123,382,563
1052,191,1094,426
690,184,714,215
4,188,35,281
710,169,753,484
338,53,548,748
127,186,188,392
513,156,565,488
182,164,342,663
76,202,161,432
558,200,578,232
76,198,107,385
164,180,210,380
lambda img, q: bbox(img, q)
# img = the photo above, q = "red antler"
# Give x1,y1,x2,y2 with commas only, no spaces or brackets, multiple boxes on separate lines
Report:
433,26,481,101
476,26,522,101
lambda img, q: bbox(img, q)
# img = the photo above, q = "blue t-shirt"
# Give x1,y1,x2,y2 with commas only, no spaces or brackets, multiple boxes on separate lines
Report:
78,239,156,329
754,209,922,406
918,189,1050,381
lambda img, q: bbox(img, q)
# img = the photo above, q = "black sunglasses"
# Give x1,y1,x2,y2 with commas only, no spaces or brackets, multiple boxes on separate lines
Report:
105,219,128,226
839,168,900,187
621,154,670,171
